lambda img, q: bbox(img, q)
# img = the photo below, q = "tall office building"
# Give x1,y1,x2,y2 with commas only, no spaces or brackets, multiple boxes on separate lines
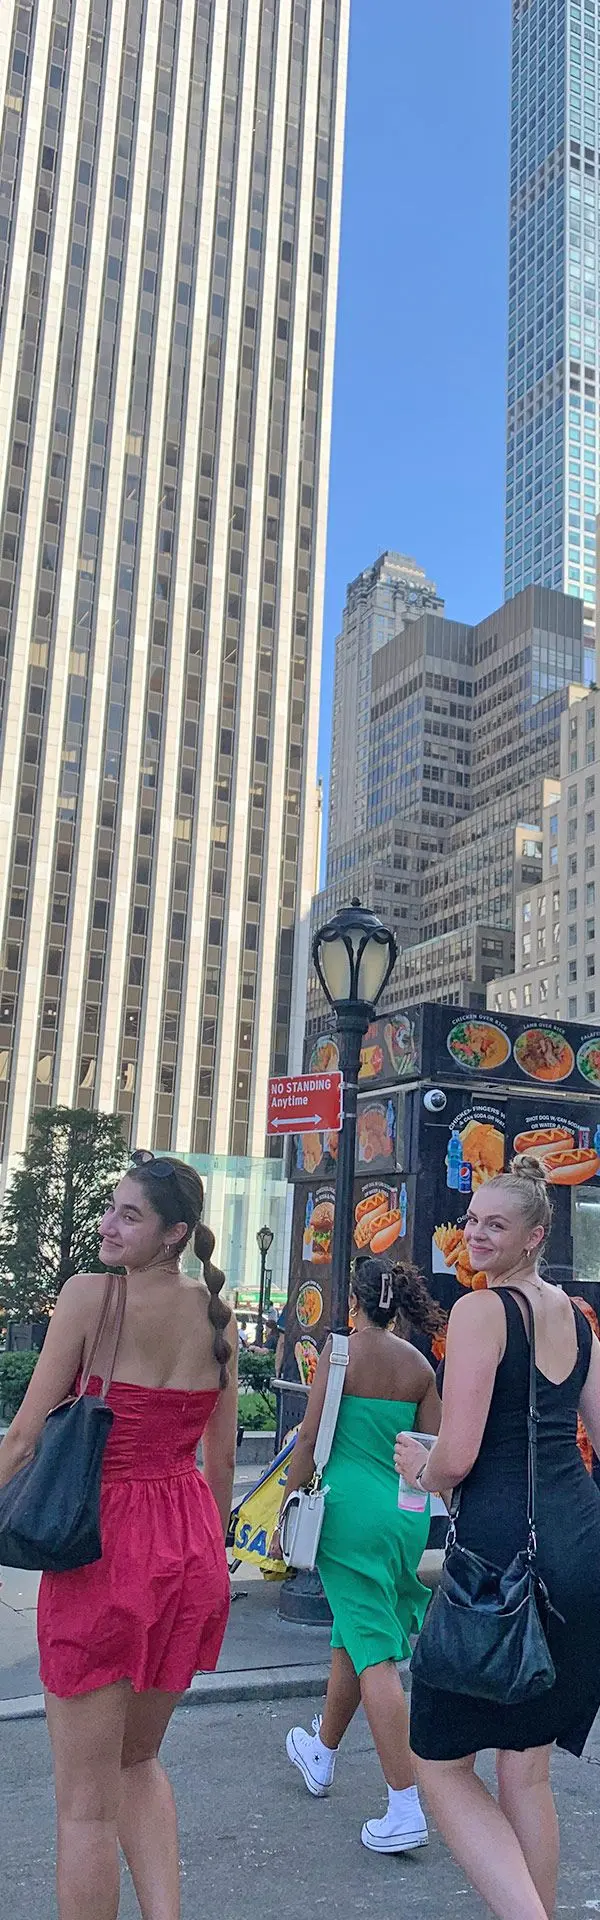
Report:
504,0,599,678
308,584,585,1027
0,0,349,1175
327,550,443,853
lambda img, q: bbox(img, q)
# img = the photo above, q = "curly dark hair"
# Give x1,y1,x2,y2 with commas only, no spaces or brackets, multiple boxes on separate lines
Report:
127,1157,232,1388
351,1255,446,1338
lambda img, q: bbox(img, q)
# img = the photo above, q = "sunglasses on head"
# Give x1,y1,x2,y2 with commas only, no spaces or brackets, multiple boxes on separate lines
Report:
129,1149,177,1183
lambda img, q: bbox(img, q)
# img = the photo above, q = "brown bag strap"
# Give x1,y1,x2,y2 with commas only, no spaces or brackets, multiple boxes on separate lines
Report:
79,1273,127,1399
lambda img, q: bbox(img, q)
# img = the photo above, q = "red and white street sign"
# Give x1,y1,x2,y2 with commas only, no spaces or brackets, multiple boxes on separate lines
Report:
266,1070,344,1136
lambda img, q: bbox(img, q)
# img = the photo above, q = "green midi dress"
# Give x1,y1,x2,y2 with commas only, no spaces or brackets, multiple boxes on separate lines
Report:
316,1396,430,1677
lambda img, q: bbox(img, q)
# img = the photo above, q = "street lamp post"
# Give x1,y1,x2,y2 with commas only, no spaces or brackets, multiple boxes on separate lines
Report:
255,1223,274,1347
279,899,397,1630
312,898,397,1335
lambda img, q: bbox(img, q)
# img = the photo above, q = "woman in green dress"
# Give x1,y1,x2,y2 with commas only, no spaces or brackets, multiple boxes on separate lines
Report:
275,1258,443,1855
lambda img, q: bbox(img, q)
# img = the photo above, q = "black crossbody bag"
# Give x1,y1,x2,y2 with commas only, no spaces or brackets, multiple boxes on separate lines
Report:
411,1289,560,1705
0,1272,126,1573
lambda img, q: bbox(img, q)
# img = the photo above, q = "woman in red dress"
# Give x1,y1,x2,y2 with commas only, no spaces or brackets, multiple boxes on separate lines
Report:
0,1152,237,1920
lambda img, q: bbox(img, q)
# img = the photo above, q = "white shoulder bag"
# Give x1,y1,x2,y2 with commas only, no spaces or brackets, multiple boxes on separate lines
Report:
279,1333,349,1572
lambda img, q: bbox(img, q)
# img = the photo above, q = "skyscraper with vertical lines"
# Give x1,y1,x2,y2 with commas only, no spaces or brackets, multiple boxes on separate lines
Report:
505,0,598,679
0,0,349,1179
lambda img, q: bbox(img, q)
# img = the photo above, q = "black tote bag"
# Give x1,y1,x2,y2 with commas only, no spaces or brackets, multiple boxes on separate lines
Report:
410,1289,558,1706
0,1272,126,1573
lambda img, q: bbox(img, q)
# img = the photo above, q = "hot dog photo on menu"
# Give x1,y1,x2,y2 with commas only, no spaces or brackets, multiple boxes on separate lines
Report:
352,1179,409,1257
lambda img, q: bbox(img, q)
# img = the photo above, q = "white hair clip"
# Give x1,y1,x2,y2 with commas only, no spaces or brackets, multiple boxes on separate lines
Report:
379,1273,394,1313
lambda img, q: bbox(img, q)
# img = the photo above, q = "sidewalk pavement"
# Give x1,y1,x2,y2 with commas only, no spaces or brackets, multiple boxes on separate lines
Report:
0,1522,443,1716
2,1693,600,1918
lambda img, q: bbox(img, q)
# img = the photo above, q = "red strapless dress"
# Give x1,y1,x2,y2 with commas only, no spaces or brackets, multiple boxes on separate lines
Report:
37,1376,230,1698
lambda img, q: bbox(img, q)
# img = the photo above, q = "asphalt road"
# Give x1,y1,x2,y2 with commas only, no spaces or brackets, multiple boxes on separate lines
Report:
2,1695,600,1917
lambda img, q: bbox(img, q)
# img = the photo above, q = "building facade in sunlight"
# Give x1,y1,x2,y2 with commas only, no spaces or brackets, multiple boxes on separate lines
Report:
0,0,349,1175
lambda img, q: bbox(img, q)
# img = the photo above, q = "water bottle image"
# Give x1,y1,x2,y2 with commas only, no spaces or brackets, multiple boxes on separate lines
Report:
302,1192,314,1261
399,1182,408,1238
446,1127,463,1190
397,1434,437,1513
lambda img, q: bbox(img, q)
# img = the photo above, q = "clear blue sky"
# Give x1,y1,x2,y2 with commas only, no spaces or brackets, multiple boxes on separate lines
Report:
318,0,511,834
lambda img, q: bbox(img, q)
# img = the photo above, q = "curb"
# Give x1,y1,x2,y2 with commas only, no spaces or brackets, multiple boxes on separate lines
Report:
0,1661,414,1724
0,1663,332,1723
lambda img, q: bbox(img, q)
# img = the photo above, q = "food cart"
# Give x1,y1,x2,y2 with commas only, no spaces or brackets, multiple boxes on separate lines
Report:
283,1001,600,1392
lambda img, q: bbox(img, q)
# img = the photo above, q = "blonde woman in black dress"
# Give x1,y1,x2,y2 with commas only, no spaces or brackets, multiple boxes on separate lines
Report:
396,1157,600,1920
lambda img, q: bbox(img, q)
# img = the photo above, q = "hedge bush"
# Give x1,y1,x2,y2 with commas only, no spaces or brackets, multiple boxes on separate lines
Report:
0,1350,39,1419
0,1345,278,1428
237,1390,276,1432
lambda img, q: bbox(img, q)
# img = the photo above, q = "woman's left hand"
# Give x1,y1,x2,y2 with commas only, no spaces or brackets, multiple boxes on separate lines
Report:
394,1433,429,1488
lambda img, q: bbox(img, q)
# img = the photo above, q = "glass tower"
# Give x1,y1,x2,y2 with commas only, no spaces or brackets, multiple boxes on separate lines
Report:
0,0,349,1175
505,0,599,678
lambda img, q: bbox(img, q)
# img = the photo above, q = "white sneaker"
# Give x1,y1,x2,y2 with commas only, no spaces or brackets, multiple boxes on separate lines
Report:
286,1714,336,1797
361,1800,429,1854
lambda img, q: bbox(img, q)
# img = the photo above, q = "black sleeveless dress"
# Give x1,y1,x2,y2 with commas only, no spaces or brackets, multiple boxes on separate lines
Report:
410,1290,600,1761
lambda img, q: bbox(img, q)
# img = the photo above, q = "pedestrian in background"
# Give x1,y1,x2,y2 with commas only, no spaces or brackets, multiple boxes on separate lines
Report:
277,1258,444,1853
0,1151,237,1920
396,1156,600,1920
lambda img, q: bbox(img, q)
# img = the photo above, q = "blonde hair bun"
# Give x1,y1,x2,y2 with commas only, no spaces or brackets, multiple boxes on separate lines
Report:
510,1152,549,1186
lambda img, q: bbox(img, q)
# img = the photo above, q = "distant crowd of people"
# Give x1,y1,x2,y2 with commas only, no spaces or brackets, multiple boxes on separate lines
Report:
238,1305,285,1372
0,1149,599,1919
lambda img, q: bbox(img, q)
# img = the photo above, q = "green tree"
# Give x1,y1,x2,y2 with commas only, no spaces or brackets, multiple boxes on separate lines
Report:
0,1107,128,1322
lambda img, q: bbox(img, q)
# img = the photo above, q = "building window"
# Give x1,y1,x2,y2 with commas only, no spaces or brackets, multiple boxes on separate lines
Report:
569,960,578,982
587,956,596,978
522,900,531,924
586,847,595,869
587,993,596,1015
571,751,578,772
569,785,578,808
569,996,578,1018
568,855,577,876
523,983,532,1008
568,818,578,843
587,919,595,941
493,993,503,1011
568,888,577,910
508,989,517,1011
586,776,595,799
539,979,548,1004
569,924,578,946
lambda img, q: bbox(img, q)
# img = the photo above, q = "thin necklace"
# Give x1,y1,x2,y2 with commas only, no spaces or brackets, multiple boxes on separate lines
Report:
491,1263,544,1295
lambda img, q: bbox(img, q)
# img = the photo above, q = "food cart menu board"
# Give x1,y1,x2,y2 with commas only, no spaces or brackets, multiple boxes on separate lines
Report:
411,1085,600,1327
426,1006,600,1095
283,1174,417,1384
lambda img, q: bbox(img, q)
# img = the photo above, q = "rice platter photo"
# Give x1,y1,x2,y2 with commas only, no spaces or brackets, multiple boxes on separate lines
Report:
446,1019,511,1072
513,1028,575,1083
577,1037,600,1088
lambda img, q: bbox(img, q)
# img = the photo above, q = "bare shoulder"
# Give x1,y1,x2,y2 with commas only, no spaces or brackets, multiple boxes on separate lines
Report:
55,1271,109,1312
447,1288,507,1352
389,1335,435,1391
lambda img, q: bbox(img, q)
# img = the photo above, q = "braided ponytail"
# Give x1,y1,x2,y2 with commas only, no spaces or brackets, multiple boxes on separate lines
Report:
195,1220,232,1389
